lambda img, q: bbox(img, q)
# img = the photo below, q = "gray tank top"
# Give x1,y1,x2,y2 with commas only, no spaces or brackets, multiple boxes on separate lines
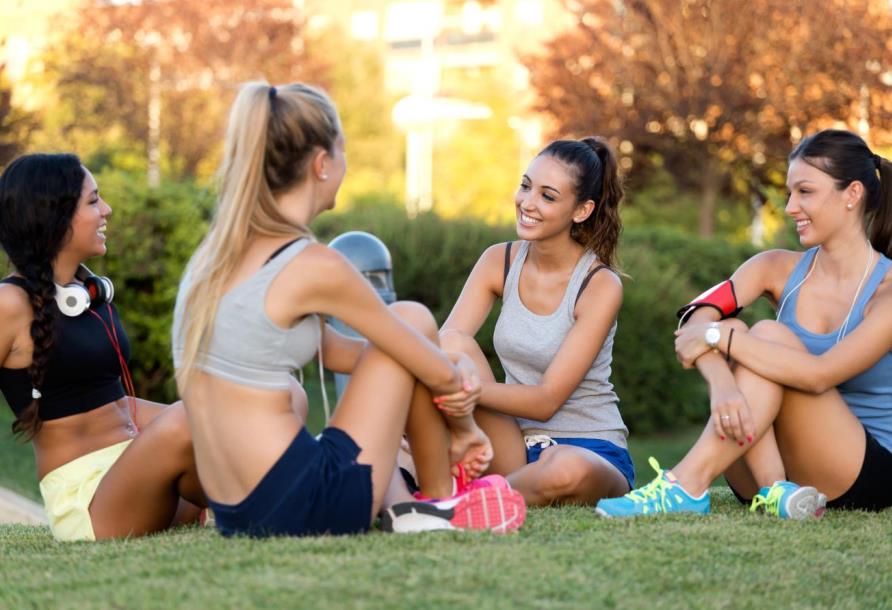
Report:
493,240,628,447
172,238,320,391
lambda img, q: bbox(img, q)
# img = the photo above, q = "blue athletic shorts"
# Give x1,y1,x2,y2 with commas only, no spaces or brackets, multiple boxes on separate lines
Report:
525,436,636,489
207,426,373,537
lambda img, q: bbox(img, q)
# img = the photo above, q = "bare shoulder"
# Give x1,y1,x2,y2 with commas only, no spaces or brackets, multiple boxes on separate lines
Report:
747,249,803,273
284,242,354,280
480,241,516,270
0,281,32,323
738,249,803,290
575,266,623,315
0,282,32,353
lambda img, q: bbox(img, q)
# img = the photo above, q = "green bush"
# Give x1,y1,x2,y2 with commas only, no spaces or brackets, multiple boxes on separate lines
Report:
2,182,772,432
86,170,215,401
315,202,773,433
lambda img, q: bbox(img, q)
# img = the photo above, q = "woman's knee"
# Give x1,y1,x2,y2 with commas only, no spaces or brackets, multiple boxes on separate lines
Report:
153,402,193,453
534,450,591,499
748,319,799,344
388,301,438,339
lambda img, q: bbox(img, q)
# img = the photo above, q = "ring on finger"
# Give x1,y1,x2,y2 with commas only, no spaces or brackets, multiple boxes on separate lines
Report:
720,415,731,421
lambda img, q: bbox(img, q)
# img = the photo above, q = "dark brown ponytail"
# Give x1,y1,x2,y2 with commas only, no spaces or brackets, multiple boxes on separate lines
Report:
0,153,85,438
871,157,892,257
539,137,624,268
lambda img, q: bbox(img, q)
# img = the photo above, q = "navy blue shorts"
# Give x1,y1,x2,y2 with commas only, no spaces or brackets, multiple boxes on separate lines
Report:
526,436,636,489
207,426,373,538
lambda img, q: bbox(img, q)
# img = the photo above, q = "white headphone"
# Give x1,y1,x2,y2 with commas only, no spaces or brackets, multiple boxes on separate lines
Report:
54,265,114,317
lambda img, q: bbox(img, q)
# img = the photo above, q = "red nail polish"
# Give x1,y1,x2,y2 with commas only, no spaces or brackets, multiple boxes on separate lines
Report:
738,441,744,447
747,435,753,443
720,435,726,441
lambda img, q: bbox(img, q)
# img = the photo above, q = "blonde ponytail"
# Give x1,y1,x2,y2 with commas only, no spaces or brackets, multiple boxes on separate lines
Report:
176,81,340,389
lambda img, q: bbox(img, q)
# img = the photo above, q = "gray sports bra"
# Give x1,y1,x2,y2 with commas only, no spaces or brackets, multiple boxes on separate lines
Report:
172,238,320,391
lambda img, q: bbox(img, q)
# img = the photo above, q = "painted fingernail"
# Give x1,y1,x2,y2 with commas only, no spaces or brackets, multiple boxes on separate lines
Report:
738,441,744,447
747,435,753,444
720,435,726,441
463,383,472,391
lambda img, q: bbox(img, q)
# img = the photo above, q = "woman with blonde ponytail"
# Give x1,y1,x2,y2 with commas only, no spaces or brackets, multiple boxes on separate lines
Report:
172,82,525,537
439,137,634,507
598,129,892,518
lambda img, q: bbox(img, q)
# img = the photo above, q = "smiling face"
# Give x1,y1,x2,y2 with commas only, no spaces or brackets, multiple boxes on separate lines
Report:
63,169,111,260
514,154,593,241
785,158,862,247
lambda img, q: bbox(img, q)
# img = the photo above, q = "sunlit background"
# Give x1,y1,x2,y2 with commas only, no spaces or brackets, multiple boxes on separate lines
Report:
2,0,891,237
1,0,892,428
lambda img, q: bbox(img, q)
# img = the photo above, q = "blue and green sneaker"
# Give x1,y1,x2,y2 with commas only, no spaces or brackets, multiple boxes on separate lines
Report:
595,457,710,518
749,481,827,519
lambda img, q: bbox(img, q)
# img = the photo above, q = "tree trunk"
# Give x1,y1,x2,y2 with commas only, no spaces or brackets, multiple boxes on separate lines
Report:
698,159,720,237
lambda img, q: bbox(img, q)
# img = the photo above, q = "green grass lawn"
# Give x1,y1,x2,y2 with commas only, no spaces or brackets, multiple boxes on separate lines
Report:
2,493,891,609
3,393,891,609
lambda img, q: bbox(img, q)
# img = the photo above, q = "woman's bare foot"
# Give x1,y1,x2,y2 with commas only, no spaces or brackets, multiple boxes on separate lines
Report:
448,423,493,480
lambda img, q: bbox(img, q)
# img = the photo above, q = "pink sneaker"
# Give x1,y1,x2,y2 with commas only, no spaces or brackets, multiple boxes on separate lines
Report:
381,487,526,534
413,473,512,502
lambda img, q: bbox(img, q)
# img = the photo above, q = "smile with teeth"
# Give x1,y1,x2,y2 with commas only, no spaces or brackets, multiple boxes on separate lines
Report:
520,213,541,225
795,219,811,231
97,225,107,237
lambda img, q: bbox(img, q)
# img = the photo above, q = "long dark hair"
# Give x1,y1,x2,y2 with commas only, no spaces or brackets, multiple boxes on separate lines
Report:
539,137,624,268
790,129,891,257
0,153,85,438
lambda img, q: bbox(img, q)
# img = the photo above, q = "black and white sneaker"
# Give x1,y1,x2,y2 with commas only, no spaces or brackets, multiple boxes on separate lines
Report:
379,487,526,534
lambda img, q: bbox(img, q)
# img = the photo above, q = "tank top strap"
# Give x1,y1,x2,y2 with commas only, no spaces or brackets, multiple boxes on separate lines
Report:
778,248,819,307
849,253,892,321
255,237,313,279
502,240,530,302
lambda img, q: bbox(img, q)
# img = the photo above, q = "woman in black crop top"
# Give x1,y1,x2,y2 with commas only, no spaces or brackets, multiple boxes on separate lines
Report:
0,153,206,541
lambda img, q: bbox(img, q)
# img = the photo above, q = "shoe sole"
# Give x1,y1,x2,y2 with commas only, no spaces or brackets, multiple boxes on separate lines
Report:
381,487,526,534
784,486,828,520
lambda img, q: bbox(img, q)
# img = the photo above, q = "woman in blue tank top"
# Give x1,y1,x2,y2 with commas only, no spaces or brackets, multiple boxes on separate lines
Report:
597,129,892,518
173,82,525,537
438,138,634,507
0,153,207,541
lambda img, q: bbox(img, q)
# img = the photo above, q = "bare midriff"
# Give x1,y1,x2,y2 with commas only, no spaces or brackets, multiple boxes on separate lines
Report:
182,370,307,506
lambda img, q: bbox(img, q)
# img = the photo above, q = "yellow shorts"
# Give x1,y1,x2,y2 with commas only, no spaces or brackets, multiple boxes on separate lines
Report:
39,439,132,542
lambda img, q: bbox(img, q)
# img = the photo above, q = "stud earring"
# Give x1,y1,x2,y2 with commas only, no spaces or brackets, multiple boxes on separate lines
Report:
847,204,854,209
321,174,329,180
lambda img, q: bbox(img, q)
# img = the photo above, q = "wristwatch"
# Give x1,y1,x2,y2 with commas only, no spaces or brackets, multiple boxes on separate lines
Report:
705,322,721,348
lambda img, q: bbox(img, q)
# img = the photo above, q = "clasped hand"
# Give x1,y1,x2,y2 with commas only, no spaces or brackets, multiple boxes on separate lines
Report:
432,352,481,417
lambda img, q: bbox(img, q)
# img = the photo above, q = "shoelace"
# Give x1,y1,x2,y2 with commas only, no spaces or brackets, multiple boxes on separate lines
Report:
625,457,674,511
524,434,557,450
749,484,784,516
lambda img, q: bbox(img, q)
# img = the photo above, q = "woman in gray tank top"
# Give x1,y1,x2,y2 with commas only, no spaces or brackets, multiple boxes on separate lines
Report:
172,82,525,537
440,138,634,507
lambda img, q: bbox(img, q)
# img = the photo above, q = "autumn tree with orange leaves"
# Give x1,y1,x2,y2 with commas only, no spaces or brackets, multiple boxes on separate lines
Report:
37,0,326,183
527,0,892,235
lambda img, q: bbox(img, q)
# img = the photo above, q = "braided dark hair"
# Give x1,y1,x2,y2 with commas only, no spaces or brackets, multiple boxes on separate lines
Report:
538,137,624,268
0,154,85,438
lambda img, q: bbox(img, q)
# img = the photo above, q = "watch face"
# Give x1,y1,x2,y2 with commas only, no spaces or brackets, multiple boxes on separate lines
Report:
705,327,721,347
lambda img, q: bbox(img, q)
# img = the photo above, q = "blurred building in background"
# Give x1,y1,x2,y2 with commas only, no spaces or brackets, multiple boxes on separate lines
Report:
304,0,574,214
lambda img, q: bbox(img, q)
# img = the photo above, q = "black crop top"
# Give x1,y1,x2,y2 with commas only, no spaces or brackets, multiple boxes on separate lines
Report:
0,276,130,420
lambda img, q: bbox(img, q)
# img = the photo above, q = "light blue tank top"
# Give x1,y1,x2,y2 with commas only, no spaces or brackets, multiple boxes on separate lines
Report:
777,247,892,452
172,238,320,391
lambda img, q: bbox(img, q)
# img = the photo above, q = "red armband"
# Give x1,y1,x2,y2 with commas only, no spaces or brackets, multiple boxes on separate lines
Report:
676,280,741,326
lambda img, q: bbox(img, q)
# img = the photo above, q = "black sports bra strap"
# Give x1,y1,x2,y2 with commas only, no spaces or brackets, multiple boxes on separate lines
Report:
264,238,304,265
575,265,609,305
503,241,513,288
0,276,28,290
